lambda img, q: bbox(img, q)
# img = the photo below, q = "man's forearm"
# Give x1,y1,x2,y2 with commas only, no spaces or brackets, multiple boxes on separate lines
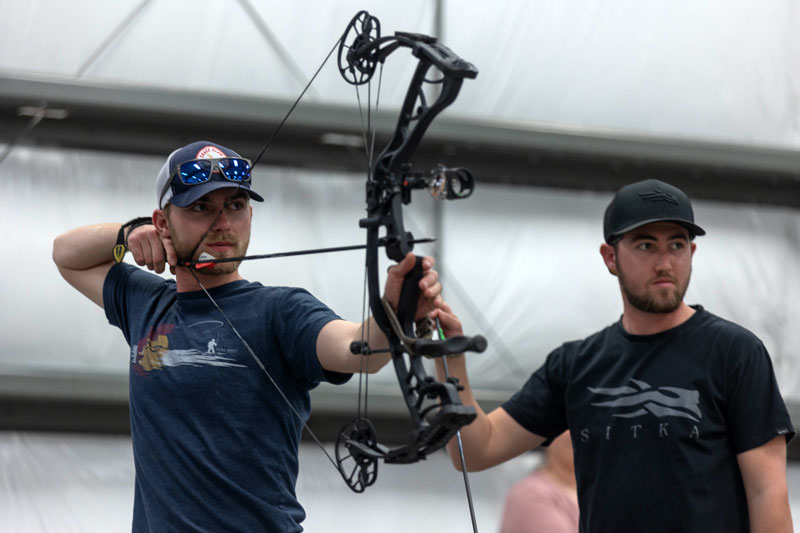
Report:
748,488,792,533
434,355,490,470
53,223,121,270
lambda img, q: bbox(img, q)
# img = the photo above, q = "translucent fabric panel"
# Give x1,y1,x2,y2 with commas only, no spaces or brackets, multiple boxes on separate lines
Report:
4,431,800,531
0,431,542,532
3,0,800,147
0,0,431,105
2,144,798,402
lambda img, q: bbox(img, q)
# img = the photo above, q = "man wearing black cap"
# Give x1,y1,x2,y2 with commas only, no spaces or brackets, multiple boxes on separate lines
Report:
53,141,444,532
431,179,794,532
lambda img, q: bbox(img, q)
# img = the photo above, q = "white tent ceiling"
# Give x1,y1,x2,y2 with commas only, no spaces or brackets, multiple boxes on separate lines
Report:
2,0,799,148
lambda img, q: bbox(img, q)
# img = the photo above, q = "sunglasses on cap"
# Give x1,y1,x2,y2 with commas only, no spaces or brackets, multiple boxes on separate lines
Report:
173,157,252,185
160,157,253,206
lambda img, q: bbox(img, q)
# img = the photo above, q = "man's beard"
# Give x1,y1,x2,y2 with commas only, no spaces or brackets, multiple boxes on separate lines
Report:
199,241,245,275
170,227,248,276
617,262,690,314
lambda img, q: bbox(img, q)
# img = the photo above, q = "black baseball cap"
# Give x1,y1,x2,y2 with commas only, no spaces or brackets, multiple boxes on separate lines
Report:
603,179,705,243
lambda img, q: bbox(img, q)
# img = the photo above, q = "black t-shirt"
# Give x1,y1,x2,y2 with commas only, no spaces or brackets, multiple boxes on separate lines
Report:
503,306,794,533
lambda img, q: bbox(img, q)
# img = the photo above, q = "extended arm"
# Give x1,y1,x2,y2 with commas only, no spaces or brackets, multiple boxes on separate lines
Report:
431,304,547,471
316,253,443,374
738,435,792,533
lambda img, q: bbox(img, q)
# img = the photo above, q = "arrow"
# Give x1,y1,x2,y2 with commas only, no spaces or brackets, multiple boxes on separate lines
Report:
182,237,437,269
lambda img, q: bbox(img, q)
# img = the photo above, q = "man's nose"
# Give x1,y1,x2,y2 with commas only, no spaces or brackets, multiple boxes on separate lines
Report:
211,209,232,230
654,248,673,272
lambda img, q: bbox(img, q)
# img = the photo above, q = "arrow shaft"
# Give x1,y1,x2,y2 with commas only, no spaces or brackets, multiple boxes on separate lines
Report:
182,237,436,267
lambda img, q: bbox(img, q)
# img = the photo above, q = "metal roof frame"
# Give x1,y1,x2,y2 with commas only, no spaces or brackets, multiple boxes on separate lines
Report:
1,72,799,207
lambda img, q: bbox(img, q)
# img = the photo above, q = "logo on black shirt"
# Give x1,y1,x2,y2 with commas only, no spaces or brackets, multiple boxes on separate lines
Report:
588,378,701,422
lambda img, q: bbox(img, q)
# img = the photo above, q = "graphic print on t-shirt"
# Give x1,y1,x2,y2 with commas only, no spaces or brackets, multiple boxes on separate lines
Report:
132,320,245,372
588,378,701,422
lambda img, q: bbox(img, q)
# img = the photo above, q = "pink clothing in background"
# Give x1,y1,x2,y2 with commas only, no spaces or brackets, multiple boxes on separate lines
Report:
499,470,579,533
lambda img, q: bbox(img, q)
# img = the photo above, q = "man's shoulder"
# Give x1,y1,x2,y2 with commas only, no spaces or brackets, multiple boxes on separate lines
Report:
557,322,619,357
235,282,317,302
105,262,175,297
691,305,764,347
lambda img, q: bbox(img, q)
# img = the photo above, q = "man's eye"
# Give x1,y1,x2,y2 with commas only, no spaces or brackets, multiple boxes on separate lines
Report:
671,242,685,250
637,242,652,251
225,200,246,210
190,203,209,213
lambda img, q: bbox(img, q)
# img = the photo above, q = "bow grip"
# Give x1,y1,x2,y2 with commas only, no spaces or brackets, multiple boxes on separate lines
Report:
414,334,487,358
395,256,424,336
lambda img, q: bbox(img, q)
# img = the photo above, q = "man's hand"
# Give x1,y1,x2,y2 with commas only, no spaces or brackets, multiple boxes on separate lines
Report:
127,224,177,274
429,302,464,339
383,253,443,320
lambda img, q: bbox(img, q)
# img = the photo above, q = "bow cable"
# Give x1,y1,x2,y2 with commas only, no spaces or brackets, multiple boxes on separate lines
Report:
180,31,348,471
436,317,479,532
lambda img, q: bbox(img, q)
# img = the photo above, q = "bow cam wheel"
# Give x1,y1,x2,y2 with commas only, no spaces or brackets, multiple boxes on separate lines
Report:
338,10,381,85
335,417,380,492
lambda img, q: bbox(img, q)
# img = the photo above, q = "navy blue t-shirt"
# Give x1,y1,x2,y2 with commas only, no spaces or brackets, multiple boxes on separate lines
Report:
503,306,794,533
104,263,350,532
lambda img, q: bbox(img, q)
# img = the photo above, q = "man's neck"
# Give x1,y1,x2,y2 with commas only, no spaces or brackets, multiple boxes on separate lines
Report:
621,302,696,336
175,268,243,292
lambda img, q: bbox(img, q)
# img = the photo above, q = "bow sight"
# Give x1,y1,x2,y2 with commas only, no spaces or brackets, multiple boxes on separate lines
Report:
410,165,475,202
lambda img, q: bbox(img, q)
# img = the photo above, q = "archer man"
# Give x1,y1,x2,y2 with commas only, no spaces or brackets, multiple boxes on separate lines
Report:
53,140,445,532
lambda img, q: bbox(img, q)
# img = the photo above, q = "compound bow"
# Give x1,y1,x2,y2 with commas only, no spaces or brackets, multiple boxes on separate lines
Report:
330,10,486,494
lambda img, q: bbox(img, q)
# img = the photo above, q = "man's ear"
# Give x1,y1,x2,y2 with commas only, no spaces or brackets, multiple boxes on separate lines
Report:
152,208,170,236
599,243,617,276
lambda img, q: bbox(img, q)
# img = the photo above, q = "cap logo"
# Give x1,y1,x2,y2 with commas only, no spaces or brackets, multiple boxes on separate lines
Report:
195,146,226,159
639,187,678,205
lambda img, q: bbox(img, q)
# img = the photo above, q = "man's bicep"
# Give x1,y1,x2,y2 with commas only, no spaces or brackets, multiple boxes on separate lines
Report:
57,262,114,308
737,435,788,494
315,319,361,373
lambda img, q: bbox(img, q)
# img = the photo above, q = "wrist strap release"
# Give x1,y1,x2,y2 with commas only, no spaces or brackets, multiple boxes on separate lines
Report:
113,217,153,263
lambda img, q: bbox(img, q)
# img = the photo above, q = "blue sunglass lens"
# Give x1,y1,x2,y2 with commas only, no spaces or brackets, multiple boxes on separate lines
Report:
179,160,212,184
218,158,251,182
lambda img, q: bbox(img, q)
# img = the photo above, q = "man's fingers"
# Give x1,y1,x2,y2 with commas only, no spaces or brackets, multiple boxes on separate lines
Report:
422,278,442,299
140,241,155,270
127,226,171,272
129,243,145,266
388,252,417,278
148,233,167,273
430,305,464,337
162,235,177,268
